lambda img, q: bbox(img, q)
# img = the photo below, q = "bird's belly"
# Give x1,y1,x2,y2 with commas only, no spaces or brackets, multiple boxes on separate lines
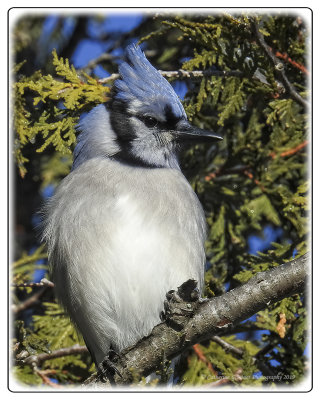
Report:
48,162,206,364
84,192,204,359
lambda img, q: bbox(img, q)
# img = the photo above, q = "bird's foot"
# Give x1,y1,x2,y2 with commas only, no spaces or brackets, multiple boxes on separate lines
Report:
97,349,122,383
161,279,202,331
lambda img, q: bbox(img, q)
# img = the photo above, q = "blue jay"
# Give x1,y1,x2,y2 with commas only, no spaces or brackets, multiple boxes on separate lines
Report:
42,44,222,376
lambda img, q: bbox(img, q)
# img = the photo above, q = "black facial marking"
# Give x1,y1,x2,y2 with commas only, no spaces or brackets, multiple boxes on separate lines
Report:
107,94,183,169
108,100,137,144
137,115,158,129
111,149,162,169
108,100,164,169
133,105,183,134
163,104,183,131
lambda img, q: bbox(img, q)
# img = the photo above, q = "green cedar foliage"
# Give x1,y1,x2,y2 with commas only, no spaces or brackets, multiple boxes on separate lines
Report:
12,13,309,388
14,50,108,177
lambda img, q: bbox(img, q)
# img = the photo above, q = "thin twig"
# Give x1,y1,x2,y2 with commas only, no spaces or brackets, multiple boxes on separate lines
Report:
12,278,55,288
243,170,265,191
22,344,89,367
204,165,265,191
34,367,63,389
270,140,309,159
192,344,217,376
204,165,248,182
274,50,309,76
98,69,244,84
211,336,244,357
205,139,308,183
12,287,47,314
252,18,308,108
211,336,277,381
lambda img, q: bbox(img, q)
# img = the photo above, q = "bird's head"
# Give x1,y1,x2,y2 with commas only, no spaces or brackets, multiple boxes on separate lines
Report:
107,44,222,169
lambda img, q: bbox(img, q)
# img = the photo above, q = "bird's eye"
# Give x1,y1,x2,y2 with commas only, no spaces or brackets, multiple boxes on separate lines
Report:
143,116,158,128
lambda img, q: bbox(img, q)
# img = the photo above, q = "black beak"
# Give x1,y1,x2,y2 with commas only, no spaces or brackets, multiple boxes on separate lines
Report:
175,121,223,142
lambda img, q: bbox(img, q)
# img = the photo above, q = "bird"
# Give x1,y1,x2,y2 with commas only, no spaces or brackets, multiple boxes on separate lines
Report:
42,44,222,376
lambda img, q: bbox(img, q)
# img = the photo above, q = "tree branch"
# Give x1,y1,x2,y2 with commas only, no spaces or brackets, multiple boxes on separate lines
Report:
211,336,278,381
12,278,55,288
12,287,47,314
274,50,309,76
20,345,89,367
192,343,218,376
85,253,309,386
211,335,244,357
98,69,244,84
269,140,309,159
252,18,308,108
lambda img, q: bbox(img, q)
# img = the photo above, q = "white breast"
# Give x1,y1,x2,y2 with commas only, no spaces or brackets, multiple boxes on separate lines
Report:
43,157,206,365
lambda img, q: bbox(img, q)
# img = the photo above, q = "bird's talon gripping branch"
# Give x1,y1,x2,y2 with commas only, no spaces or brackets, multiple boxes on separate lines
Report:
162,279,202,331
97,350,123,382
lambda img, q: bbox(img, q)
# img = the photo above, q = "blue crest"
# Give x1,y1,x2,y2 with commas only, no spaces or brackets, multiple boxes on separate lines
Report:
114,44,186,120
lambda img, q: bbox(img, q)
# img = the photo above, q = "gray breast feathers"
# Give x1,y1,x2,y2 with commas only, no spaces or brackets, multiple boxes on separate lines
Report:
42,157,206,364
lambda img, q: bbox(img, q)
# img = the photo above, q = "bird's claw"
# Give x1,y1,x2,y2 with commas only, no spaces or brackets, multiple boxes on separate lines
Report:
161,279,201,330
97,349,122,382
